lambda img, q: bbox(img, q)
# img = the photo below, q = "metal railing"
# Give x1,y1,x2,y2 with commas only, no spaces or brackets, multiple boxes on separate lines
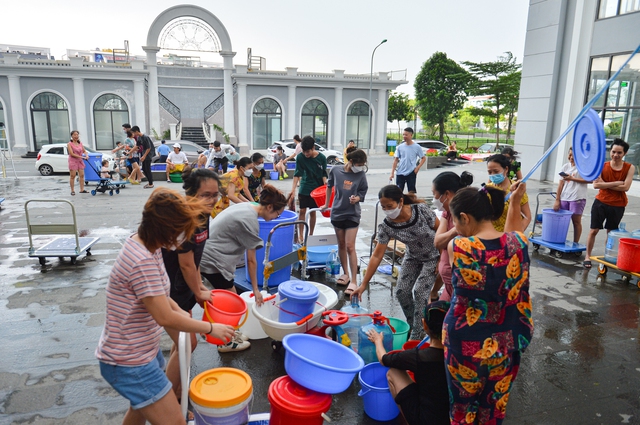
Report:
204,83,237,122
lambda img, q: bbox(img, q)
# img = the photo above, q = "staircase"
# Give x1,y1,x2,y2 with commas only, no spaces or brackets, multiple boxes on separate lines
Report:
181,127,208,147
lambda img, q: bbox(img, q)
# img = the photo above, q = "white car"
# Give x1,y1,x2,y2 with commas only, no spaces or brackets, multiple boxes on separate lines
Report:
266,140,344,165
35,143,115,176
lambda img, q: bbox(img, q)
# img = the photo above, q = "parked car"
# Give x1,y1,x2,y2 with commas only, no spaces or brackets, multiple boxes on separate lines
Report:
266,139,344,164
152,140,205,164
414,140,447,154
477,142,513,153
35,144,115,176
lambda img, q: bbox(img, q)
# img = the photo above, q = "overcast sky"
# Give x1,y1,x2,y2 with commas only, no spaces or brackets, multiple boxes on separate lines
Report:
1,0,530,95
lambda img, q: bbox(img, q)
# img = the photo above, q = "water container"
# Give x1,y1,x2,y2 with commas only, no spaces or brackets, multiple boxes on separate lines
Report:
631,230,640,240
357,311,394,364
190,368,253,425
358,362,400,421
268,376,332,425
325,249,340,283
541,209,573,243
278,280,319,323
617,238,640,273
341,299,371,353
83,153,102,182
604,223,631,264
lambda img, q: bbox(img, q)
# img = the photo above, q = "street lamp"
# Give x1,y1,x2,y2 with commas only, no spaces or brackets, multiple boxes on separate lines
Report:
368,39,387,154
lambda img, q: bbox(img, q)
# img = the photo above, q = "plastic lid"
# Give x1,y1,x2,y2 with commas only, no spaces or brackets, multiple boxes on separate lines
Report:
572,108,606,181
279,280,320,301
189,368,252,408
268,375,332,414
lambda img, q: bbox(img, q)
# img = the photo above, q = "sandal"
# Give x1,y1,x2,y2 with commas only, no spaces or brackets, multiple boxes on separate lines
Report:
344,282,358,297
70,191,75,196
336,274,350,286
79,190,88,193
583,260,592,269
144,184,155,189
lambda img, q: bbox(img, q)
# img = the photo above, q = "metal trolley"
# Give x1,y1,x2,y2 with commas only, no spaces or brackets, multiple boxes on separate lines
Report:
359,200,401,280
262,220,310,291
25,199,99,265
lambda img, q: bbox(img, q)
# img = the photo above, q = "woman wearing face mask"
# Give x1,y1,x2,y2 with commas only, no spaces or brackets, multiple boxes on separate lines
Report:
432,171,474,302
211,157,253,218
246,152,267,201
486,154,531,232
322,149,369,296
352,185,440,340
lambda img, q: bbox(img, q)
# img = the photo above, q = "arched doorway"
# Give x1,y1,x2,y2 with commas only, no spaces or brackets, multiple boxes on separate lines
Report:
30,92,71,150
301,99,328,148
252,98,282,150
346,101,370,149
93,94,129,149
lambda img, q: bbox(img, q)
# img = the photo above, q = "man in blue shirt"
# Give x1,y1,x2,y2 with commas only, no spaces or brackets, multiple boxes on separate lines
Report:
390,127,425,193
156,140,171,163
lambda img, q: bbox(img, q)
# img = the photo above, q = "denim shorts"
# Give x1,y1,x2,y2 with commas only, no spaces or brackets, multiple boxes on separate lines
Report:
99,349,172,410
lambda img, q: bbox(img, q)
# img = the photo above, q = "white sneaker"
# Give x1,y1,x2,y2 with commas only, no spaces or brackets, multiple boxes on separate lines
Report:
218,334,251,353
235,330,249,342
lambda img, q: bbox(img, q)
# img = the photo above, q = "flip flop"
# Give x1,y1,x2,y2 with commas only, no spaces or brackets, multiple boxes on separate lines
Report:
144,184,154,189
336,274,350,286
79,190,88,193
583,260,592,269
344,282,358,297
70,191,75,196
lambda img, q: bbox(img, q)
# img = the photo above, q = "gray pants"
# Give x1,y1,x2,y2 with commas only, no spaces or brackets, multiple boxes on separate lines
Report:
396,257,438,340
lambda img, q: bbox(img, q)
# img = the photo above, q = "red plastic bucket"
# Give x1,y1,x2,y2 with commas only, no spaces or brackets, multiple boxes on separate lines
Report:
309,185,335,218
268,375,331,425
202,290,248,345
617,238,640,273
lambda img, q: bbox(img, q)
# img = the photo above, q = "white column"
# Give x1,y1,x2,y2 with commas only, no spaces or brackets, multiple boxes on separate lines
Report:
72,77,89,147
375,88,388,153
133,79,146,133
333,87,343,150
237,82,249,155
220,52,237,138
7,75,27,154
143,47,160,135
288,85,296,137
169,123,177,140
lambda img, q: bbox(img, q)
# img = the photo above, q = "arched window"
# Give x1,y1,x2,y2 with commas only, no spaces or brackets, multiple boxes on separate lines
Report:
30,92,70,150
301,99,328,148
252,98,282,150
346,101,371,149
94,94,129,149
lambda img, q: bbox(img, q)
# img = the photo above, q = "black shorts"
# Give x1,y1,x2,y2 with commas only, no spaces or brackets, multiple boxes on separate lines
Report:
395,383,423,424
129,157,139,164
201,272,235,290
170,283,196,312
590,199,625,230
331,219,360,229
298,193,318,209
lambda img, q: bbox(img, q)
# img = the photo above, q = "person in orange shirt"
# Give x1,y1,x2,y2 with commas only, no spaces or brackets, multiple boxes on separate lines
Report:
584,138,635,268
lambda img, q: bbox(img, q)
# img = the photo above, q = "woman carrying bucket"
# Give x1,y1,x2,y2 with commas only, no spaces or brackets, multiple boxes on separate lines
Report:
352,185,440,341
366,300,451,425
200,185,288,351
95,188,235,425
322,148,369,297
444,182,533,424
486,154,531,232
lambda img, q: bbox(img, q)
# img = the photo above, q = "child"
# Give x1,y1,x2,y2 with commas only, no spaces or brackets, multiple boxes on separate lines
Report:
367,300,451,425
553,147,590,243
273,145,288,180
100,160,111,179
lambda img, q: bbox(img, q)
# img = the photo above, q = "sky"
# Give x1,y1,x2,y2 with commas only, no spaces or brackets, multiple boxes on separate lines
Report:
1,0,530,96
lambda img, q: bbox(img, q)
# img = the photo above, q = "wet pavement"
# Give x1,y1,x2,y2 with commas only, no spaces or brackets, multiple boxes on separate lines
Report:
2,159,640,424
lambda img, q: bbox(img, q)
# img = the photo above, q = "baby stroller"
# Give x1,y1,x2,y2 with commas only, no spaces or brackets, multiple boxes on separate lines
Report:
86,160,127,196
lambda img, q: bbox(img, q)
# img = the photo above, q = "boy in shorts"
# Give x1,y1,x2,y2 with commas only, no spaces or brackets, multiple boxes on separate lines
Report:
288,136,327,243
553,147,590,243
585,138,635,268
367,300,451,425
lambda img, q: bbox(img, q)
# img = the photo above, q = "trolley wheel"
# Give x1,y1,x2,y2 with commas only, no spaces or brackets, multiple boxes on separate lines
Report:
115,189,120,195
271,340,283,352
533,243,540,251
636,280,640,290
553,251,564,259
70,257,77,265
39,257,46,266
58,256,64,261
86,249,92,256
91,190,96,196
392,267,399,278
109,190,114,196
597,263,607,275
574,251,583,258
622,275,630,284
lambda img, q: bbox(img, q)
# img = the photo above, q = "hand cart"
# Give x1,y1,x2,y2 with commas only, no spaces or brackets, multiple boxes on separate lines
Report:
590,256,640,288
528,192,586,259
25,199,99,265
84,158,128,196
302,207,338,274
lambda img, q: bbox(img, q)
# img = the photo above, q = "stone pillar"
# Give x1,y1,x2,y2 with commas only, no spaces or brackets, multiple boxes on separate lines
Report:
72,77,89,147
220,52,237,138
7,75,27,154
237,82,249,155
209,124,215,142
375,88,388,153
333,87,343,150
143,46,160,135
169,123,177,140
288,85,296,137
133,79,146,134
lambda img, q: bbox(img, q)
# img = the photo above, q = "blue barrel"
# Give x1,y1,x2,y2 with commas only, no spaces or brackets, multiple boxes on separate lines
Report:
541,209,573,243
246,209,297,287
277,280,319,323
83,153,103,182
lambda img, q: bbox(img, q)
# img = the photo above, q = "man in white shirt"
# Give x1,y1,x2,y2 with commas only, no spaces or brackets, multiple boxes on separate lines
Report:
207,141,236,173
166,143,189,182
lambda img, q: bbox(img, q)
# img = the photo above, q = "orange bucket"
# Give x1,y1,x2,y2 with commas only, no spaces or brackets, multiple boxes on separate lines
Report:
202,290,248,345
617,238,640,273
310,185,335,218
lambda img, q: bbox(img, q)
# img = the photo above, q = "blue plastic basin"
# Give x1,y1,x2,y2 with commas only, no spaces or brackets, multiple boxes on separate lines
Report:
307,244,338,264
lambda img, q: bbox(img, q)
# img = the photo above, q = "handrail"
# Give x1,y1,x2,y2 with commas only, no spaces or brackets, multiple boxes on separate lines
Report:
204,83,237,122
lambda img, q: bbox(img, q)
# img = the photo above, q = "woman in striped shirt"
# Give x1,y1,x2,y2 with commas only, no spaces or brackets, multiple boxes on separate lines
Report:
96,188,234,425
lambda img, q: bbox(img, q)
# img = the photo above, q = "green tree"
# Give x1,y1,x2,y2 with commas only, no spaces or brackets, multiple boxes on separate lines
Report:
387,92,414,135
458,107,480,131
463,52,521,144
415,52,470,143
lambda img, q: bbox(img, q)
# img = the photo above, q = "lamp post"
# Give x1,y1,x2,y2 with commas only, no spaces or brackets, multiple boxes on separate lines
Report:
367,39,387,154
